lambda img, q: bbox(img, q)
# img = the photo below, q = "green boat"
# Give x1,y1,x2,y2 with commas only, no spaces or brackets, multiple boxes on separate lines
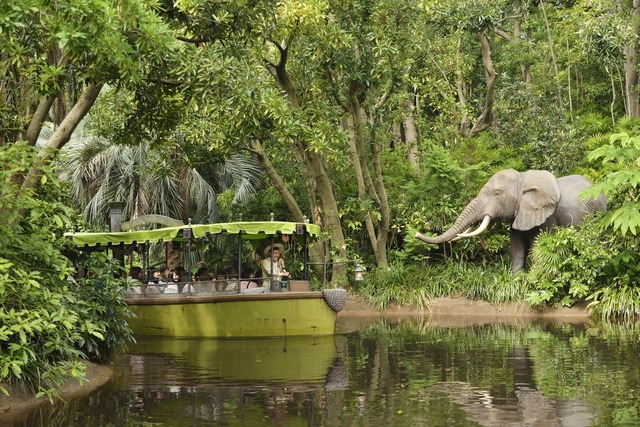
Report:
65,220,347,338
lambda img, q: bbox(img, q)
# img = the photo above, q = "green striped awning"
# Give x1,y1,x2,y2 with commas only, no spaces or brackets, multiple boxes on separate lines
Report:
65,221,322,248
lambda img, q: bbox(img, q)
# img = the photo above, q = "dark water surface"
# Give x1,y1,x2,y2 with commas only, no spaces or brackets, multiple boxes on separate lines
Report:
8,317,640,426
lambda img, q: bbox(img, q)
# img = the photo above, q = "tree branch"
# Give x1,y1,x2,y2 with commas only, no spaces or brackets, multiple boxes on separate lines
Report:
22,94,56,146
249,139,305,221
19,82,104,193
176,35,211,44
146,77,183,87
492,27,518,43
325,68,348,111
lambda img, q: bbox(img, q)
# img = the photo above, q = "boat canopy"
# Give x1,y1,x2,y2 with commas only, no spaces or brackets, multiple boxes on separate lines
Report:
65,221,322,248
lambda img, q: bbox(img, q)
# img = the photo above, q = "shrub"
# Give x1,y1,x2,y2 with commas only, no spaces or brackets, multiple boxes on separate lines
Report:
72,253,135,362
352,263,434,310
0,143,133,400
525,219,613,308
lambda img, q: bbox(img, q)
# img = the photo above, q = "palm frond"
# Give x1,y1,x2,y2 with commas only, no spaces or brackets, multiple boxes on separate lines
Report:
217,154,263,203
48,117,262,228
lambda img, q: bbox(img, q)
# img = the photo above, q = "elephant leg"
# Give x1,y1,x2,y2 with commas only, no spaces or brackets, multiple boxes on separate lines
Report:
510,229,540,272
510,231,528,272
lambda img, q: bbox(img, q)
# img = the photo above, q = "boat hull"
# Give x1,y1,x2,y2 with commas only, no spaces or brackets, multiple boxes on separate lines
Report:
125,291,338,338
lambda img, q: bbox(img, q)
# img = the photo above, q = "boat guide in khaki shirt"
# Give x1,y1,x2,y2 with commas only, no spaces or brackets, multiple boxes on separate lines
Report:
261,243,290,287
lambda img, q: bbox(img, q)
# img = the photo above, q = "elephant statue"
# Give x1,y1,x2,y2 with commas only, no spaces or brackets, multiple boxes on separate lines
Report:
415,169,607,271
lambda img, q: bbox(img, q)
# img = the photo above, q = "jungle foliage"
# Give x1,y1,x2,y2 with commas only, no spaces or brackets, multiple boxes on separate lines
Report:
0,143,134,399
524,130,640,319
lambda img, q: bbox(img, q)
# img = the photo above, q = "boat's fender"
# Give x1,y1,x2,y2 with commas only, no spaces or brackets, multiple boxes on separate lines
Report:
322,288,348,312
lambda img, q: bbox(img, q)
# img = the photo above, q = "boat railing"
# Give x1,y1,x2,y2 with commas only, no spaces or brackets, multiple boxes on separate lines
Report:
125,278,311,298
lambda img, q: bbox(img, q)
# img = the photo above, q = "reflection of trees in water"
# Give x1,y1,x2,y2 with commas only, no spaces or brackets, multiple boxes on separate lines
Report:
17,321,640,426
339,320,596,426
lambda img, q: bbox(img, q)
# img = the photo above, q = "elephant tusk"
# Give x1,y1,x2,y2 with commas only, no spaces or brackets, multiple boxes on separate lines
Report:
451,227,473,242
456,215,491,238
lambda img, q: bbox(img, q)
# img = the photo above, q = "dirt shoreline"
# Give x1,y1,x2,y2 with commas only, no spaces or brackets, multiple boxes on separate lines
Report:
336,295,590,333
0,296,589,421
340,295,590,320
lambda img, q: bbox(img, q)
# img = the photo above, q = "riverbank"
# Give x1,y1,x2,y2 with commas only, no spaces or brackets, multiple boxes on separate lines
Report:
336,295,590,332
340,295,590,319
0,295,589,422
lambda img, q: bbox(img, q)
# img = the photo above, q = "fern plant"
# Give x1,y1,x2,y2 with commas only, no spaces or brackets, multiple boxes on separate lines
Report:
526,220,613,308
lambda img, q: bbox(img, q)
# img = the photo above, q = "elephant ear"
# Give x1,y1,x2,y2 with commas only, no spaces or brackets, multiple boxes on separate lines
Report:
513,170,561,230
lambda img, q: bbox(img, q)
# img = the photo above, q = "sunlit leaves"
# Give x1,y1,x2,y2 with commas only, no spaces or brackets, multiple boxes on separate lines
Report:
587,132,640,237
278,0,328,28
606,203,640,236
577,0,633,65
426,0,507,32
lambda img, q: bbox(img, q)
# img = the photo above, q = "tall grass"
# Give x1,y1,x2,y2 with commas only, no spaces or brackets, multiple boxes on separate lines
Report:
354,263,434,311
588,285,640,322
353,260,529,310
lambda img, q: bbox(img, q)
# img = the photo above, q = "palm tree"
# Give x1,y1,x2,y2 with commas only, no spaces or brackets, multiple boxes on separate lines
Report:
40,121,263,229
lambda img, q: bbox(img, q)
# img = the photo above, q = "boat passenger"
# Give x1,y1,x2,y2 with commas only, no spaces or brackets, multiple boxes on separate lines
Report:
261,243,290,289
194,266,212,281
155,265,179,293
145,269,162,294
173,266,186,282
157,266,171,284
172,265,194,293
181,281,196,293
164,270,179,294
239,266,259,290
128,266,144,280
220,265,240,291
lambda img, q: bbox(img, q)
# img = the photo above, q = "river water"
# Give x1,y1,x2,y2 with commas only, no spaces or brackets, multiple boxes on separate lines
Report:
7,316,640,426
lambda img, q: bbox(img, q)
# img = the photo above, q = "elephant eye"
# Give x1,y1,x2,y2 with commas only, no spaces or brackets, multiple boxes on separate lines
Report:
523,188,537,195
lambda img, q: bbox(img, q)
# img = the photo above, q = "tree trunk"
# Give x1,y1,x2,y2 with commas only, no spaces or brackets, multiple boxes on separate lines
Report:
19,82,103,194
349,83,380,206
22,95,56,147
403,95,420,171
267,44,347,285
347,84,390,268
369,123,390,268
249,139,327,270
539,0,564,107
624,0,640,119
456,36,471,135
249,140,305,221
464,32,496,138
344,116,379,262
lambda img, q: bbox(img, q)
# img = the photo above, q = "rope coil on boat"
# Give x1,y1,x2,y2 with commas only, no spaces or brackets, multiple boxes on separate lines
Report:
322,288,347,312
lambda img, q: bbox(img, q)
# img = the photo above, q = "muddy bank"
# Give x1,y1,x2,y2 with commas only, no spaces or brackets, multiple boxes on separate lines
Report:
336,295,590,332
0,361,113,424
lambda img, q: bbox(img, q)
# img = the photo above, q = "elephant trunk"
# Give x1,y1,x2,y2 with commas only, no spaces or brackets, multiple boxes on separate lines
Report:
415,199,483,244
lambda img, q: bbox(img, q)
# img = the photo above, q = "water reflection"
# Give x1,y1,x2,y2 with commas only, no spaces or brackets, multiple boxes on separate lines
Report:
8,318,640,426
126,334,344,386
